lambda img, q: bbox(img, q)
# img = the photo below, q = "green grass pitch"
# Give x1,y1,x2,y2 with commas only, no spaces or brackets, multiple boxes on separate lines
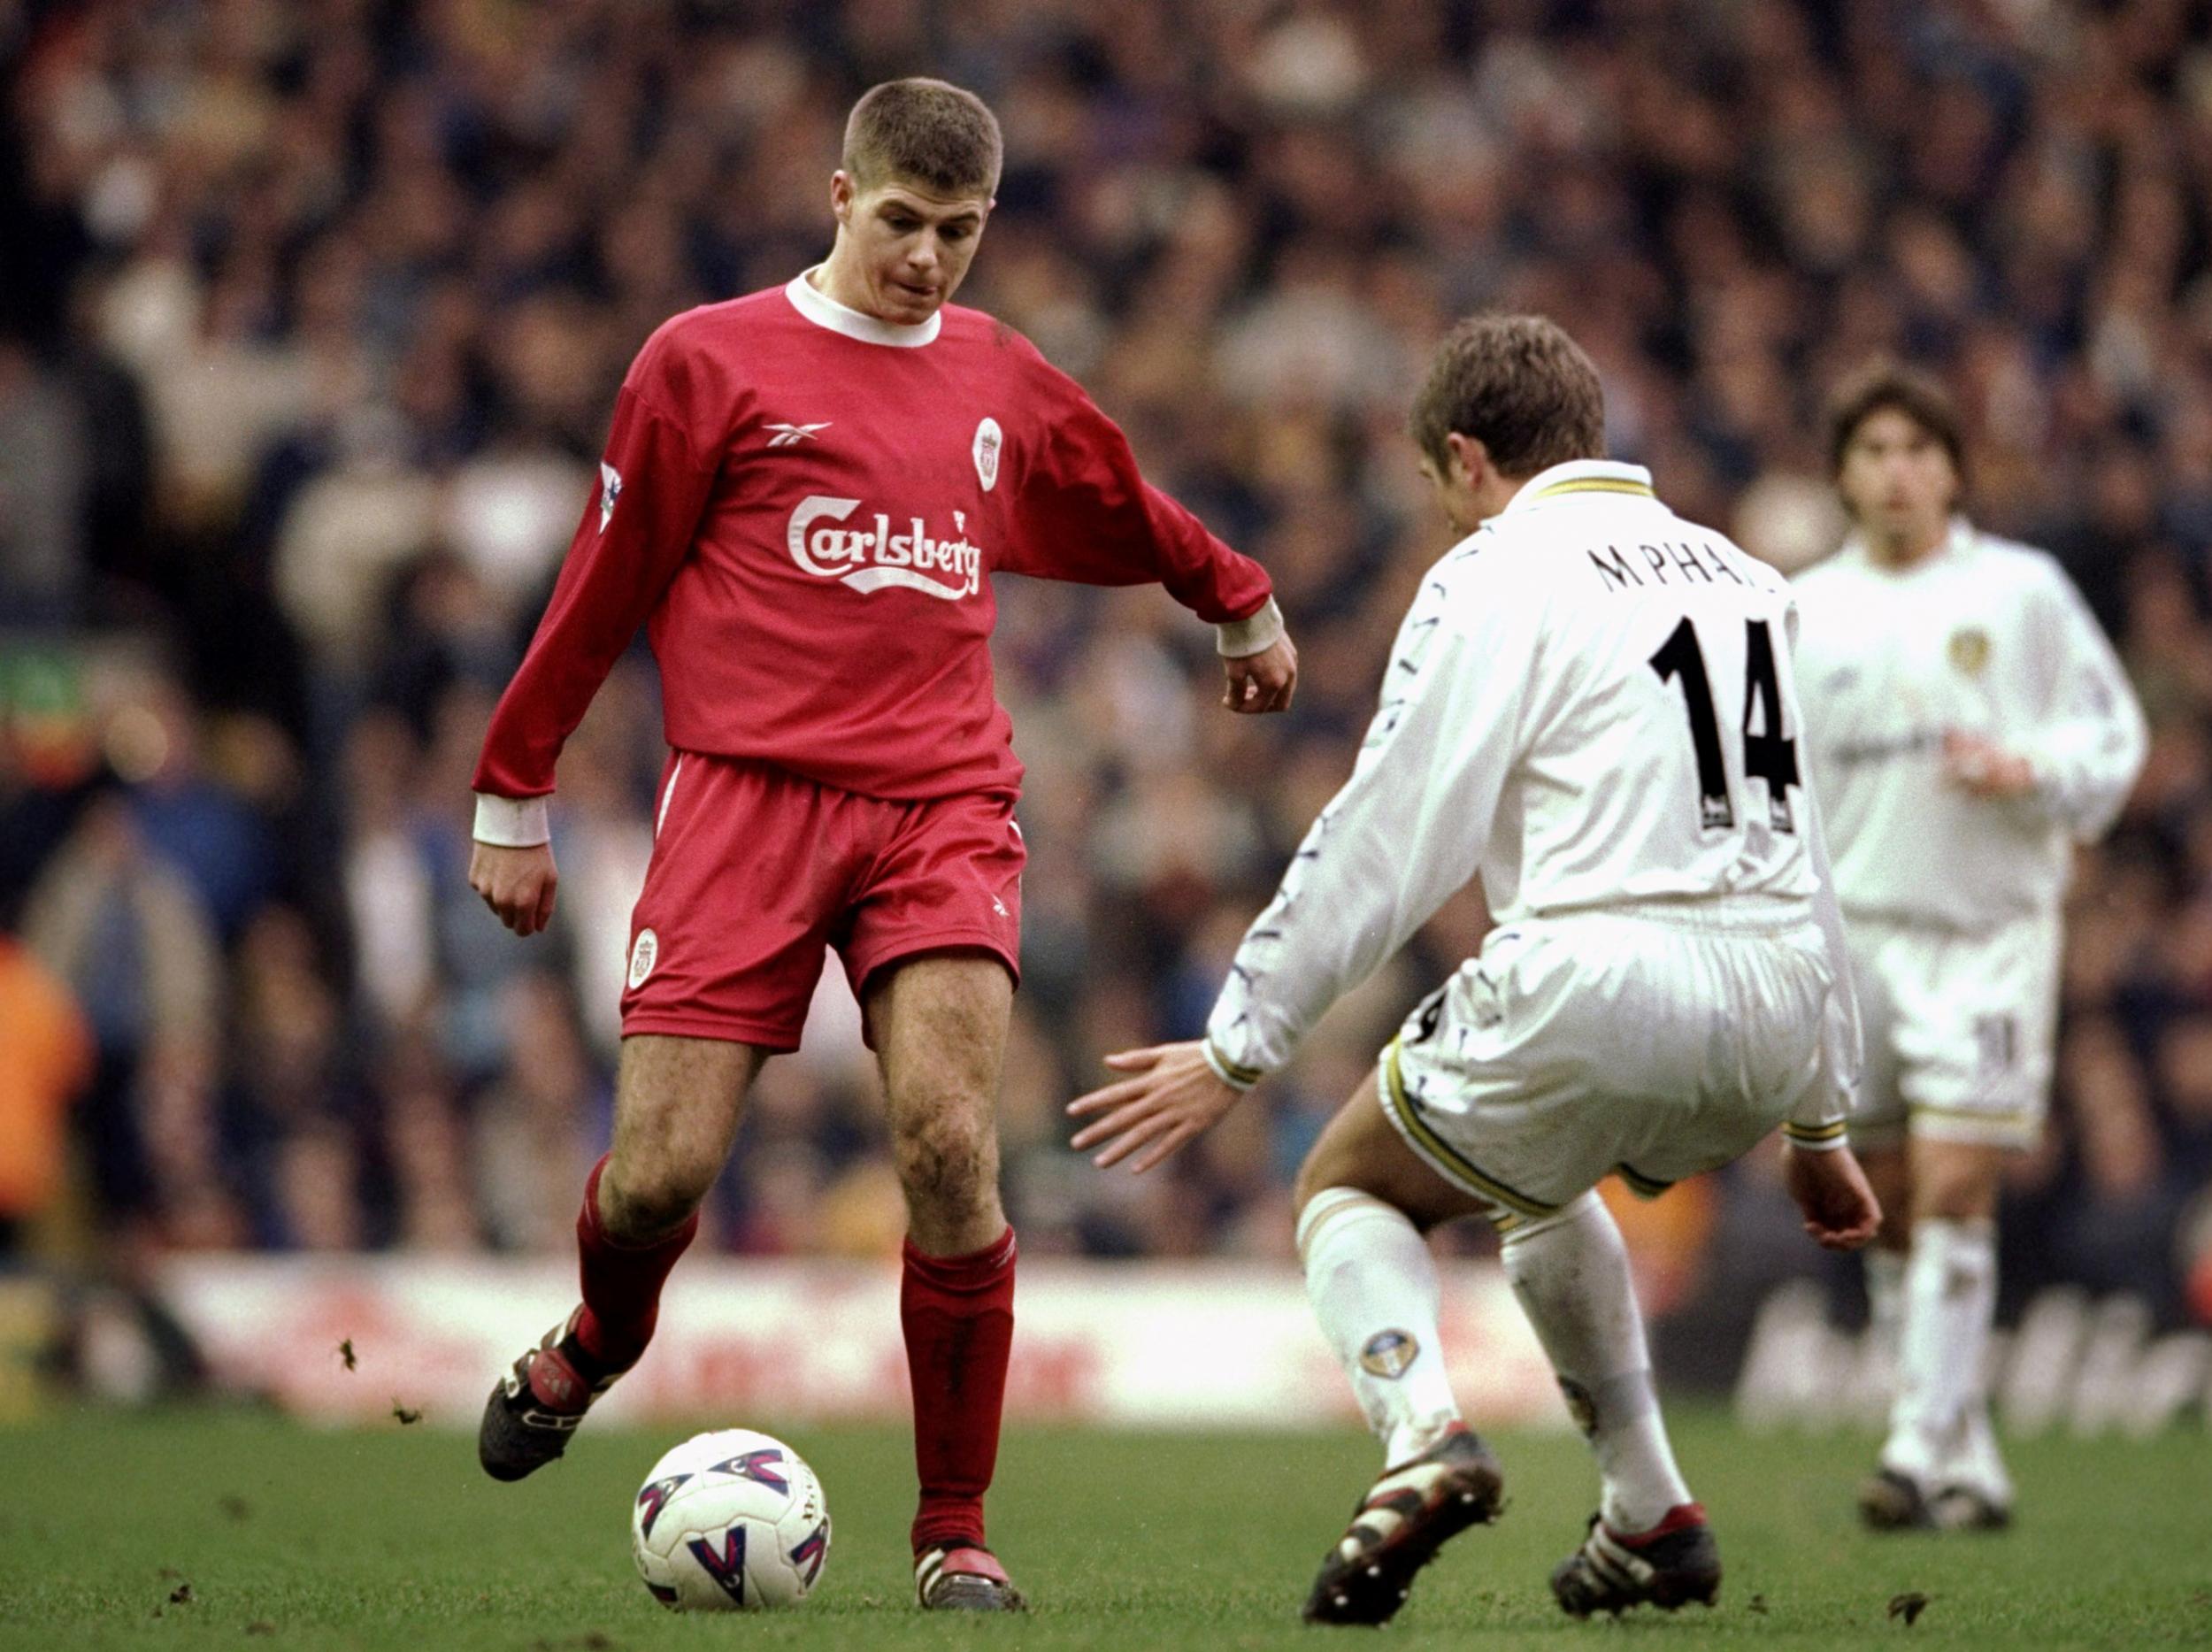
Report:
2,1406,2207,1649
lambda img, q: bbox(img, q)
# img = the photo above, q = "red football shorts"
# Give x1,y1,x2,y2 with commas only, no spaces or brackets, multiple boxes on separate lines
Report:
618,752,1024,1050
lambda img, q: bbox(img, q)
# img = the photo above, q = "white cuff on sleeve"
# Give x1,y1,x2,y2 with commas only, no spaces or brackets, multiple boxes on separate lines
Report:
472,792,551,848
1782,1119,1851,1152
1215,596,1286,658
1786,1133,1850,1152
1202,1038,1263,1092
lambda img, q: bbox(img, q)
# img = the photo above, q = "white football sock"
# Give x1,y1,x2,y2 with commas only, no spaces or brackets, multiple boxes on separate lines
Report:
1297,1187,1462,1467
1884,1218,1997,1487
1947,1398,2014,1506
1862,1246,1908,1420
1865,1247,1907,1369
1501,1192,1691,1534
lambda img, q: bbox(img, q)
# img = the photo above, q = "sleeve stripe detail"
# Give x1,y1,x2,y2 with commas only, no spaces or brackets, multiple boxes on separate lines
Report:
1614,1162,1674,1198
1203,1041,1263,1089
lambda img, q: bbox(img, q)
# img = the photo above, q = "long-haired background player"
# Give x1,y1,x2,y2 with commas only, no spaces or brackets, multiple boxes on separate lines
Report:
1793,364,2147,1533
465,78,1297,1612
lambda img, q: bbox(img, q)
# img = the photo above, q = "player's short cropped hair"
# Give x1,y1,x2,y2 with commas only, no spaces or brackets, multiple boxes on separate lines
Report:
842,78,1002,197
1409,313,1606,479
1825,358,1967,481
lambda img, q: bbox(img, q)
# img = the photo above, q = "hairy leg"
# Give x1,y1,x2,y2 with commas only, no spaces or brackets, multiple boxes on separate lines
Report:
569,1033,766,1372
866,952,1013,1256
600,1033,767,1242
864,951,1018,1558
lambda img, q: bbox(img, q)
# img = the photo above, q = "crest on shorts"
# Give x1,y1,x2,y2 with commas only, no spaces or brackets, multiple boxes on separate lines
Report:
628,926,658,990
1947,626,1991,677
972,417,1002,492
1359,1329,1419,1379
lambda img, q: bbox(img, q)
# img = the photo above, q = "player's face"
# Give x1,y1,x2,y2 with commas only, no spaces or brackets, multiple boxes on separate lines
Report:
1838,407,1958,548
831,173,993,325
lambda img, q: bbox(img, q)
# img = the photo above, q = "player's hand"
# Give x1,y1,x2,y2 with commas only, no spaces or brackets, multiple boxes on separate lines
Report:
1067,1040,1243,1173
1780,1141,1882,1251
1943,730,2035,799
470,840,558,936
1223,634,1298,714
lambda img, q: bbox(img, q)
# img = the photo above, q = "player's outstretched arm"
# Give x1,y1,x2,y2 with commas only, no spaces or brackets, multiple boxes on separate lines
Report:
1066,1041,1241,1174
1222,633,1298,713
1780,1141,1881,1251
470,840,558,936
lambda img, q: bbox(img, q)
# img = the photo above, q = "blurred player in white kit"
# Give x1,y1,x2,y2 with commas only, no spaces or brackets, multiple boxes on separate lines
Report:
1071,315,1880,1624
1793,363,2147,1532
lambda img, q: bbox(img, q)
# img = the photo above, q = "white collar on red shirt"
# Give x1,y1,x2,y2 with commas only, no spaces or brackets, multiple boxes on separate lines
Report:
786,267,941,348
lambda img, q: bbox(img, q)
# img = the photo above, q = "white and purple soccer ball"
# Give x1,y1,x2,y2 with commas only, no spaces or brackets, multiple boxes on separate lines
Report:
630,1428,831,1610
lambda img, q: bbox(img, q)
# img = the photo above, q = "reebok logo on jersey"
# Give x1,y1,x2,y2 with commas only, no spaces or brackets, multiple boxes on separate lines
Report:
599,462,622,533
766,421,831,447
787,495,984,601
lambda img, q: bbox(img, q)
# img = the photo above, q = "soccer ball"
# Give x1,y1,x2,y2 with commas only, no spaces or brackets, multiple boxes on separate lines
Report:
629,1428,831,1610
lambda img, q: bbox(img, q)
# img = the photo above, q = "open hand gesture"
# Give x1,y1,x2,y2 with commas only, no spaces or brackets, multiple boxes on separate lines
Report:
1067,1041,1244,1173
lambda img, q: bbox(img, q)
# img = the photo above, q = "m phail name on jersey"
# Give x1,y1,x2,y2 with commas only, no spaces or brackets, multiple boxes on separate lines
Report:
787,495,984,601
1586,540,1751,591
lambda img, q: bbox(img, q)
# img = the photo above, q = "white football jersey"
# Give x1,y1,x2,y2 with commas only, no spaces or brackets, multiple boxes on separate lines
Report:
1792,522,2146,932
1205,459,1859,1132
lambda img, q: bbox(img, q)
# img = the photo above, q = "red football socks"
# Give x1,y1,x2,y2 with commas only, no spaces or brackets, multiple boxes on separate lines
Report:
572,1155,697,1375
902,1226,1018,1554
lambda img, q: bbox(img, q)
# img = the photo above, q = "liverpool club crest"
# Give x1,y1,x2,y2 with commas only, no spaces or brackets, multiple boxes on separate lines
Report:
972,417,1002,492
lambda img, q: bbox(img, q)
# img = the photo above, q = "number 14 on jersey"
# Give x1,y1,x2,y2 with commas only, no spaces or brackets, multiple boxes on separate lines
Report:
1648,617,1801,834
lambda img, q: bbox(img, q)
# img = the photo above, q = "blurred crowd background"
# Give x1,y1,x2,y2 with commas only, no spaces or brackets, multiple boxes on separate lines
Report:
5,0,2212,1345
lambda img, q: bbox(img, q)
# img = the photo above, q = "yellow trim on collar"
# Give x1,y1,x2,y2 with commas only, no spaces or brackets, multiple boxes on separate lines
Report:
1527,477,1655,501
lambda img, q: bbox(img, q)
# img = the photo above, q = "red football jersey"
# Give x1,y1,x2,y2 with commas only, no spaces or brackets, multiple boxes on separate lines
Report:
472,273,1275,808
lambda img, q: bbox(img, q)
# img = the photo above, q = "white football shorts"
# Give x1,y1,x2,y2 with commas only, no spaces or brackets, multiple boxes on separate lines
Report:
1379,902,1835,1230
1840,911,2060,1151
